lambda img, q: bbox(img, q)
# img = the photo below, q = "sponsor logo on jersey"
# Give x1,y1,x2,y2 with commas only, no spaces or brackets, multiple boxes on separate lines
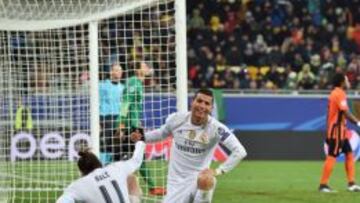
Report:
145,137,228,161
175,143,206,154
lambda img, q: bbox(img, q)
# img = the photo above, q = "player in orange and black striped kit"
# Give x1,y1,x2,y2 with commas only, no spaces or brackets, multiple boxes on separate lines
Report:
319,73,360,192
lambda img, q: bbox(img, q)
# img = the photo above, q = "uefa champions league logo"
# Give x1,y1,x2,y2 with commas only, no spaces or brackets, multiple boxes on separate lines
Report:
10,132,91,162
323,130,360,161
10,132,230,162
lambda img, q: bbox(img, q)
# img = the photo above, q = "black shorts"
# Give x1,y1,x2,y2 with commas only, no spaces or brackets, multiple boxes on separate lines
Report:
99,115,122,155
116,127,144,161
326,138,352,157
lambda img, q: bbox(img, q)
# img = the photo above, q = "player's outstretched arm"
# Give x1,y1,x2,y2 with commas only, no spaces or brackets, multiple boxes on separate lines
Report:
114,141,146,175
128,141,146,172
143,113,179,142
215,130,247,176
130,126,170,143
143,126,171,142
131,113,185,144
56,194,75,203
345,110,360,126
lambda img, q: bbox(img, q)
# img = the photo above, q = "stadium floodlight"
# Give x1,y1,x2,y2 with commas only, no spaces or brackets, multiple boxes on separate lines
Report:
0,0,187,202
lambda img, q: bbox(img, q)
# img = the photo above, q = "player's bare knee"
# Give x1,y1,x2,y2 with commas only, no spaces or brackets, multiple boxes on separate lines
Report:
194,180,217,203
197,173,216,191
127,174,142,196
129,195,141,203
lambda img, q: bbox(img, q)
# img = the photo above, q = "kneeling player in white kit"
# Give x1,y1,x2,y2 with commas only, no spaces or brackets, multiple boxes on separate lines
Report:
56,141,145,203
131,88,247,203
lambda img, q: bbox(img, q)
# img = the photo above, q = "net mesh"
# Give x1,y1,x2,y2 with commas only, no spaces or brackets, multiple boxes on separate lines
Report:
0,0,177,202
1,0,148,20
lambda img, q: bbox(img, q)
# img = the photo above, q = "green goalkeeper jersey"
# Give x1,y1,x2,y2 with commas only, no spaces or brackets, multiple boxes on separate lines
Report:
118,75,143,128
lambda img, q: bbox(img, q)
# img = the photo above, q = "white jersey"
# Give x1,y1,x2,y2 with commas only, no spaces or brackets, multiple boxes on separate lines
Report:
56,142,145,203
145,112,247,202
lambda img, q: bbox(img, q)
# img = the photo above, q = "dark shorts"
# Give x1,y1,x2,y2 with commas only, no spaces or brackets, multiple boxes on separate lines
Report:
100,115,120,153
326,138,352,157
117,127,144,161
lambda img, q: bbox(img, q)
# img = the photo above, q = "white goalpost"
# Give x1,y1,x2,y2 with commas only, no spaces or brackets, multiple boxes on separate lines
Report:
0,0,187,202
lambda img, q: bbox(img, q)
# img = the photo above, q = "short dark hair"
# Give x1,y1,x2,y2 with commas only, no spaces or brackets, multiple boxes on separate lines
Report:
127,61,141,77
193,88,214,102
77,150,102,176
332,73,345,87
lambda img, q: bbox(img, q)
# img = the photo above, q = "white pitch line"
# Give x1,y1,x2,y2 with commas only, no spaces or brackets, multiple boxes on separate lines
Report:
0,172,68,187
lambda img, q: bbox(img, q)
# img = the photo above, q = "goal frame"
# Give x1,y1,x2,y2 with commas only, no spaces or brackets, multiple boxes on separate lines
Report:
0,0,188,202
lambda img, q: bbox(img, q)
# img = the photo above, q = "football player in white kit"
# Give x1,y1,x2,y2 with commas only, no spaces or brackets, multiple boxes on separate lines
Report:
56,141,145,203
131,88,247,203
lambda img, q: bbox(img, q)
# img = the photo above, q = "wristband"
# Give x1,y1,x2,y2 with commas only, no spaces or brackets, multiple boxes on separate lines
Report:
215,168,225,176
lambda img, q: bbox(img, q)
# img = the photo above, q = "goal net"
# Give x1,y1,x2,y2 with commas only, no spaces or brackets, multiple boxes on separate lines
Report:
0,0,187,202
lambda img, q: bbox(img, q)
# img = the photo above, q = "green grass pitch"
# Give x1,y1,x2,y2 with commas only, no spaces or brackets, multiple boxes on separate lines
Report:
3,161,360,203
215,161,360,203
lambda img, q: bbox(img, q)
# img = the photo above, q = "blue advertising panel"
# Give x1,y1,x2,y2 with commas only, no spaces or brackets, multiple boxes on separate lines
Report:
225,96,327,131
3,95,360,132
224,96,360,132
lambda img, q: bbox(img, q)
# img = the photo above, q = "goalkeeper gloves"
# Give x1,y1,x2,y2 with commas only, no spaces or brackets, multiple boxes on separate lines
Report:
130,127,145,142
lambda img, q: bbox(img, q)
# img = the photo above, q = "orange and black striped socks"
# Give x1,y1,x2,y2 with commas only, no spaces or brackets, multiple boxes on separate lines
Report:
320,156,336,185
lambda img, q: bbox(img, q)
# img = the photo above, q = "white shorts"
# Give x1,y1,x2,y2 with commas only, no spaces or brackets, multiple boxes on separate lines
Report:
163,179,197,203
163,178,216,203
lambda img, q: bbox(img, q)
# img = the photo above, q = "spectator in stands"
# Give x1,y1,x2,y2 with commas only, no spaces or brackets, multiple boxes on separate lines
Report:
297,63,316,89
14,98,33,133
188,9,205,30
212,73,226,88
285,71,298,90
346,61,358,88
186,0,360,91
264,65,281,88
32,63,49,93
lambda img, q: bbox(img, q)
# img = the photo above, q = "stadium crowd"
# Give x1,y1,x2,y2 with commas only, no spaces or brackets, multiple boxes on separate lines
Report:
10,0,360,92
186,0,360,90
